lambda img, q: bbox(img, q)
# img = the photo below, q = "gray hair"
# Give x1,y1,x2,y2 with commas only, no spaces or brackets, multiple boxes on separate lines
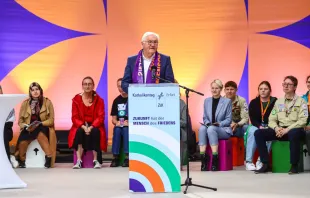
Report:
141,32,160,42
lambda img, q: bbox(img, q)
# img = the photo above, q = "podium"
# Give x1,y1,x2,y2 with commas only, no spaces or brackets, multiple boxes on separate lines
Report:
128,83,181,193
0,94,27,189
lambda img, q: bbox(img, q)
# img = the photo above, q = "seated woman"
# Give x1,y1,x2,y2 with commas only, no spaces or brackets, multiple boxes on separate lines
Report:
175,79,189,169
246,81,277,171
69,76,106,169
15,82,56,168
198,79,232,171
302,75,310,154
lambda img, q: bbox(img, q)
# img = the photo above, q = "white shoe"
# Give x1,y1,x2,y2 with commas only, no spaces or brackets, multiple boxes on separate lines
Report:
73,160,82,169
246,162,256,171
93,160,101,169
10,155,19,168
256,159,263,170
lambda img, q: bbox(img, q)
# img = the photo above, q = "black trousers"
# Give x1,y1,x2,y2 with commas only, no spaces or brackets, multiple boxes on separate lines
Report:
4,122,13,160
305,130,310,156
254,128,305,165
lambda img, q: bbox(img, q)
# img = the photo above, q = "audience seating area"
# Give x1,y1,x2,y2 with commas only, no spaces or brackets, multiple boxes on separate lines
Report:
27,130,307,173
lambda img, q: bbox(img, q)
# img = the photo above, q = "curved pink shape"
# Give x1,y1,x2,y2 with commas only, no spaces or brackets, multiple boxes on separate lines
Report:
249,34,310,100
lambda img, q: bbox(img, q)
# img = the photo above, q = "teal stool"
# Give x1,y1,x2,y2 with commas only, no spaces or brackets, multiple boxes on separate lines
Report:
271,141,303,173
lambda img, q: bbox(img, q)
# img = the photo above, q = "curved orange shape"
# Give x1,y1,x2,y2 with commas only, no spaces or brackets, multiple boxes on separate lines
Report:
129,160,164,192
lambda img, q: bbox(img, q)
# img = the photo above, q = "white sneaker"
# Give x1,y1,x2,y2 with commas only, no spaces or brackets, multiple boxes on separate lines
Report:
10,155,19,168
93,160,101,169
73,160,82,169
246,162,256,171
256,159,263,170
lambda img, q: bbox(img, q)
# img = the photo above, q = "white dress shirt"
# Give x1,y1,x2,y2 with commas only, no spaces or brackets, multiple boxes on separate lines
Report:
142,53,155,83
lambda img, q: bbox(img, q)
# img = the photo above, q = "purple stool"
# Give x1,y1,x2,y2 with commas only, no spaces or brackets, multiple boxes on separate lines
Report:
206,139,233,171
73,150,94,168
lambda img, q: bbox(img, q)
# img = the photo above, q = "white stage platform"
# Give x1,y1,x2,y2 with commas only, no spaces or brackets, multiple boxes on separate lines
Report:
0,162,309,198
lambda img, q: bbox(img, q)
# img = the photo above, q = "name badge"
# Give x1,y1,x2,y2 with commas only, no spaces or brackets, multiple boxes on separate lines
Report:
278,104,285,112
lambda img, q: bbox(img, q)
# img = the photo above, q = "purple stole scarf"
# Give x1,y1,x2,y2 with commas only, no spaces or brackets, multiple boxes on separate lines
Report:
132,50,161,84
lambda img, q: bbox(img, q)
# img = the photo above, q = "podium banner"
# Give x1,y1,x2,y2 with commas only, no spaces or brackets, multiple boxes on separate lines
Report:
128,83,181,193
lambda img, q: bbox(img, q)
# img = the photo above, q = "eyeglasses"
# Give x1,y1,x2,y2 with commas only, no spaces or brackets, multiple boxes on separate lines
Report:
83,83,93,86
143,40,159,45
282,83,294,87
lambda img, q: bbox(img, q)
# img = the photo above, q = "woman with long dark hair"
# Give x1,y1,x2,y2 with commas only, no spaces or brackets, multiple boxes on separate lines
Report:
15,82,56,168
245,81,277,171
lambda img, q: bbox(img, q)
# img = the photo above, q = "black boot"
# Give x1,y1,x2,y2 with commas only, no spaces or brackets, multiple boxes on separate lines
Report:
254,163,270,174
44,156,52,168
122,158,129,167
18,160,26,168
110,155,120,167
288,164,299,175
211,155,218,171
200,154,209,171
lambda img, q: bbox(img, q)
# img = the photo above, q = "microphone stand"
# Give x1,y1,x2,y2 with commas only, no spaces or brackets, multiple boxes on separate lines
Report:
154,76,217,194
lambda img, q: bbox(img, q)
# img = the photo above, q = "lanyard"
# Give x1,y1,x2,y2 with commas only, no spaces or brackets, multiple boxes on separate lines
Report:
285,95,297,117
260,97,270,122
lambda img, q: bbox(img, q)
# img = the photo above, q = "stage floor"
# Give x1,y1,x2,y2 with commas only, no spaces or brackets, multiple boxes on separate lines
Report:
1,162,309,198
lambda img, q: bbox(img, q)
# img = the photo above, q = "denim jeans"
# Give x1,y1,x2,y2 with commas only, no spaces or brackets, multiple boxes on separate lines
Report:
232,125,248,138
111,126,129,155
245,125,271,162
198,125,231,146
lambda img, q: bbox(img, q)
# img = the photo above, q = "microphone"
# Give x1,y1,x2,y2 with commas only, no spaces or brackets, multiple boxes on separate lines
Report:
151,66,157,80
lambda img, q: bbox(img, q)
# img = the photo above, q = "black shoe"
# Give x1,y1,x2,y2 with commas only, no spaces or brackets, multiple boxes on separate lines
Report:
122,159,129,167
211,155,218,171
200,154,209,171
110,158,119,167
288,164,299,175
18,160,26,168
254,164,270,174
44,156,52,168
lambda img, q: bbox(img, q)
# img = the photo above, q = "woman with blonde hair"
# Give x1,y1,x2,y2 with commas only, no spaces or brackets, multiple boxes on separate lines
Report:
198,79,232,171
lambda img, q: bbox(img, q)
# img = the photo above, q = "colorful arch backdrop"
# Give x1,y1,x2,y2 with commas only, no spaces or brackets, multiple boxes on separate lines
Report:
1,0,309,146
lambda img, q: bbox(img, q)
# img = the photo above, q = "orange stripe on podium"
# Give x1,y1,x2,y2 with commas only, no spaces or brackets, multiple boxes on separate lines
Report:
129,160,164,192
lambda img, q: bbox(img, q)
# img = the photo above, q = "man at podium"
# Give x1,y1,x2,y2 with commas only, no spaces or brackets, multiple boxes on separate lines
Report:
121,32,175,93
